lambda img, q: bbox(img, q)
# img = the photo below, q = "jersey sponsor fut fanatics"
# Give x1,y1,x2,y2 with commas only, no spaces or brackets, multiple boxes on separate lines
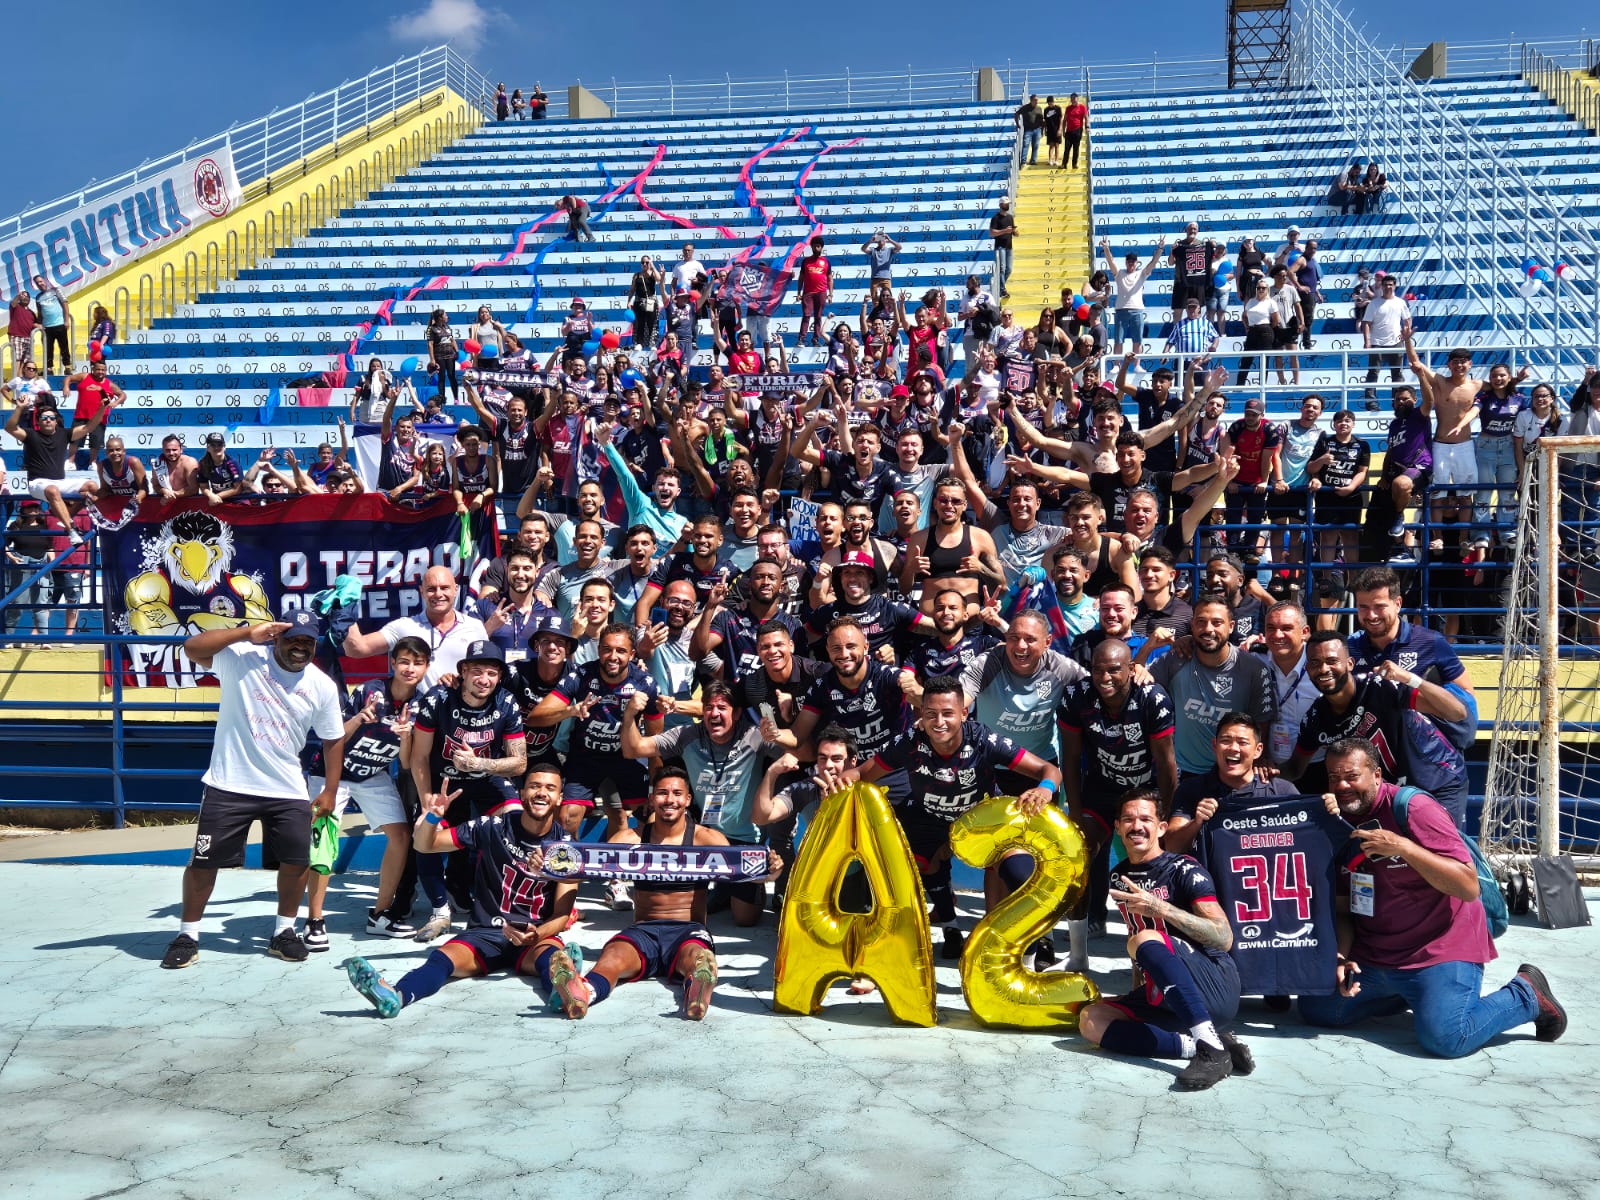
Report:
1057,679,1175,793
1199,795,1352,997
873,719,1026,824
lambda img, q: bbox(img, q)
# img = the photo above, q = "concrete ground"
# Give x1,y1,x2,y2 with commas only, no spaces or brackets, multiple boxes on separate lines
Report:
0,859,1596,1200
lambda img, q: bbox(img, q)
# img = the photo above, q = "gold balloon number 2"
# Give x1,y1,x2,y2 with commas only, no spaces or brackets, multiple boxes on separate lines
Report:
773,785,1099,1029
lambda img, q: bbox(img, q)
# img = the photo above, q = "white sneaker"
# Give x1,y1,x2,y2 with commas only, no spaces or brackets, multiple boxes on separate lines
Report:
605,879,634,911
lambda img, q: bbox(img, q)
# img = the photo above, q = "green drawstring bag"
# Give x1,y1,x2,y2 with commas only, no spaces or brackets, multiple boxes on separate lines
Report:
309,812,341,876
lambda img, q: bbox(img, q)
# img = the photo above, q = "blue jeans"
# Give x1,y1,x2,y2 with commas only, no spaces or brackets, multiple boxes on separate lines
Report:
994,247,1013,294
1473,435,1517,538
1114,309,1144,348
1298,959,1537,1058
1021,127,1041,164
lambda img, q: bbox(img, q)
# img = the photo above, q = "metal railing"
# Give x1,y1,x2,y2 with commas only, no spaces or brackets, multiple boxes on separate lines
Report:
1291,1,1600,374
1523,42,1600,132
0,47,493,244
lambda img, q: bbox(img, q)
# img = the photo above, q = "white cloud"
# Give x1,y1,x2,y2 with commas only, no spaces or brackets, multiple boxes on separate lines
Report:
391,0,496,54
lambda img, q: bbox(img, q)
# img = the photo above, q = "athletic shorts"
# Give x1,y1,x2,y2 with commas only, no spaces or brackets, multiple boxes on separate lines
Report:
26,477,89,502
562,758,650,808
438,777,517,825
1313,493,1364,529
191,784,311,869
1104,939,1241,1027
1269,487,1309,521
447,926,564,975
896,810,954,872
612,918,714,979
1432,440,1478,488
307,775,403,828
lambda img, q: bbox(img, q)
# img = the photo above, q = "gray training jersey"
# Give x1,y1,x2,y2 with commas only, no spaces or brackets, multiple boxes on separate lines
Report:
1151,645,1277,775
982,501,1070,579
959,647,1086,762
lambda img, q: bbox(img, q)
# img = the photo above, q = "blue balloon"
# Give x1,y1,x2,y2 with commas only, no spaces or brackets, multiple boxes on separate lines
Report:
400,355,420,375
457,350,469,366
1534,267,1554,283
1521,257,1539,272
479,341,499,358
582,339,600,357
620,368,643,390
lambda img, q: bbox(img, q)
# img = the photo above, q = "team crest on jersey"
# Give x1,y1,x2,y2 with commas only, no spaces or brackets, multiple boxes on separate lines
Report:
195,835,211,855
958,767,977,788
1212,674,1234,699
1396,652,1419,671
193,157,233,217
541,844,584,879
208,595,238,616
740,849,768,877
1122,723,1143,740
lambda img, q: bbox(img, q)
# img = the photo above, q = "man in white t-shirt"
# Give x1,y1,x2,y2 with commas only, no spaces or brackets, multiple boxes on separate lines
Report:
161,611,346,970
1100,236,1165,355
671,242,707,296
342,565,489,690
1359,274,1412,400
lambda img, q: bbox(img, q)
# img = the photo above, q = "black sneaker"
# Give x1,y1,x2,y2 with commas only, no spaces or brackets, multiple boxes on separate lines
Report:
160,933,200,970
1218,1029,1255,1076
1262,993,1291,1012
1087,917,1107,939
1516,963,1567,1042
267,928,309,963
940,927,965,961
1029,935,1059,969
366,908,417,938
303,918,329,952
1175,1041,1234,1090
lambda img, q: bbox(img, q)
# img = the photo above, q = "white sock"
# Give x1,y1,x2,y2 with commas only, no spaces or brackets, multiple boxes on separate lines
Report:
179,921,201,941
1191,1020,1224,1051
1177,1033,1198,1059
274,915,296,935
1067,919,1089,969
432,906,451,920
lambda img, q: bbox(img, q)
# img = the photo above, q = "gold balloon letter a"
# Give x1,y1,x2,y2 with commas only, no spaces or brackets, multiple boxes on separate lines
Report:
950,796,1100,1029
773,782,937,1027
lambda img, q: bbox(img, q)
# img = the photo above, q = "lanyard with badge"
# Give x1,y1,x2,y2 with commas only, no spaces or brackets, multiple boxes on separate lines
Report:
1349,819,1379,916
698,733,737,828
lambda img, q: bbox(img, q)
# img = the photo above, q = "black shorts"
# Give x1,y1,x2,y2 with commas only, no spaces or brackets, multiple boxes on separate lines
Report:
1269,487,1309,521
1314,494,1364,530
191,784,310,870
1274,324,1300,350
563,758,650,808
441,778,518,825
446,926,560,974
612,918,714,979
897,811,954,871
1105,939,1240,1026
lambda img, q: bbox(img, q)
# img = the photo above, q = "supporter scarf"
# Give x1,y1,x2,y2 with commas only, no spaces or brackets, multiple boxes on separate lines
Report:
538,840,770,883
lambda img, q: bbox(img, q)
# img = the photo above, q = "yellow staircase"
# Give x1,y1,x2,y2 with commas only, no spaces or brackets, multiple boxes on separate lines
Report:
1004,149,1092,318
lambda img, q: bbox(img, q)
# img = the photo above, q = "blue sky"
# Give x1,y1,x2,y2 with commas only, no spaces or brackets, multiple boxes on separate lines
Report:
2,0,1583,221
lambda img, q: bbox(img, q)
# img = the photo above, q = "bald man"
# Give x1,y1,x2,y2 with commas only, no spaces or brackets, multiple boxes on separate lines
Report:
344,565,490,691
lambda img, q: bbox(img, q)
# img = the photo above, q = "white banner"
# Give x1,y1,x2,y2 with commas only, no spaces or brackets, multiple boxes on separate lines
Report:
1,148,241,301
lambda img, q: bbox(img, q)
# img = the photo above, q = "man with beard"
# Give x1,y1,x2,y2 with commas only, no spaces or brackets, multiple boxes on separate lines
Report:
746,620,831,728
537,520,631,621
1062,491,1140,599
1118,454,1239,562
1202,553,1268,645
813,500,900,601
466,385,537,507
1077,790,1251,1091
902,475,1006,616
480,513,557,604
908,587,1006,681
945,457,1068,581
793,396,897,521
1347,565,1477,741
1058,637,1178,967
1297,739,1565,1057
1164,713,1296,854
409,640,528,941
634,513,736,625
642,579,703,726
1283,632,1469,821
343,763,587,1019
756,523,806,614
529,624,665,868
1067,582,1148,669
504,614,578,780
1150,599,1276,778
806,550,934,663
1048,546,1098,641
692,560,805,685
623,683,782,927
546,481,621,564
855,677,1062,959
161,613,345,969
475,547,549,662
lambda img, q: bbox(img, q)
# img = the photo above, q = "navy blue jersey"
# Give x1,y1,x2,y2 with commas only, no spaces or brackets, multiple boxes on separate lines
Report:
711,607,806,682
1199,795,1351,997
1109,852,1229,963
415,684,526,786
806,594,923,657
873,719,1026,824
1296,673,1418,778
650,552,737,610
448,810,569,930
1170,768,1298,821
335,680,413,783
1057,679,1175,794
822,448,896,515
908,628,1002,682
550,661,661,757
799,662,912,762
504,661,568,762
1348,622,1466,688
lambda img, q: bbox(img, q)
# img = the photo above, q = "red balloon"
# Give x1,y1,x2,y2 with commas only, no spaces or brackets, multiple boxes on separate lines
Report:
600,330,621,350
689,290,702,306
1075,303,1091,321
463,338,482,354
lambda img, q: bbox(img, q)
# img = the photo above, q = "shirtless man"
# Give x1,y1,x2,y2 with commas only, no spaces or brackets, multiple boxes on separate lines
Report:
1405,339,1479,552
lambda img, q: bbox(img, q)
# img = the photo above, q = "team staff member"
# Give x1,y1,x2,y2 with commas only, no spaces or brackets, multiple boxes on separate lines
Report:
342,565,489,691
161,613,345,969
1077,790,1252,1091
1298,739,1567,1057
343,764,587,1019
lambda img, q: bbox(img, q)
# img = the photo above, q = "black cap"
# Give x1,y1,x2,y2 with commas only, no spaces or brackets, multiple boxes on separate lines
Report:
205,432,226,446
459,638,505,668
282,610,322,640
533,614,577,645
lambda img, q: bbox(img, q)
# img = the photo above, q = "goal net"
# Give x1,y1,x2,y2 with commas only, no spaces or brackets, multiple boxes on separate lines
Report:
1481,434,1600,867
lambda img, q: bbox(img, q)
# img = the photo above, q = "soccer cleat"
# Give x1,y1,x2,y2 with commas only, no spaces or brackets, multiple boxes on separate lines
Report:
546,949,592,1020
267,928,308,963
683,947,718,1020
303,918,329,952
1175,1041,1234,1090
940,926,966,961
1516,964,1567,1042
344,956,402,1018
160,933,200,970
1030,935,1059,969
366,908,416,938
605,879,634,911
413,913,453,943
1219,1029,1256,1076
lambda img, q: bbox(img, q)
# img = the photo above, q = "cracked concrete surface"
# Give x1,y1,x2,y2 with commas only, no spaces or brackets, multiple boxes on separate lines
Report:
1,862,1596,1200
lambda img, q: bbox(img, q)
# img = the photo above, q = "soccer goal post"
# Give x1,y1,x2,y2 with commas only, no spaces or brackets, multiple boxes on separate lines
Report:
1481,434,1600,869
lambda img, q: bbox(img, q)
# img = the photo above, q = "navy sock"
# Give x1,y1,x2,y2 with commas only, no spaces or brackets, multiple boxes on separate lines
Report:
923,859,956,924
997,853,1035,893
1100,1019,1186,1059
396,950,454,1007
584,972,613,1005
1135,940,1214,1034
417,853,449,910
533,945,557,989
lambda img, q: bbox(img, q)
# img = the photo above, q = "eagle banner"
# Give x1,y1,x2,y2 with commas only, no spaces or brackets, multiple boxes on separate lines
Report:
98,494,495,688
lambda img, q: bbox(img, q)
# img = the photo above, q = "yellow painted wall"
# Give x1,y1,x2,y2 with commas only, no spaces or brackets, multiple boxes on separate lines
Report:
14,86,479,371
